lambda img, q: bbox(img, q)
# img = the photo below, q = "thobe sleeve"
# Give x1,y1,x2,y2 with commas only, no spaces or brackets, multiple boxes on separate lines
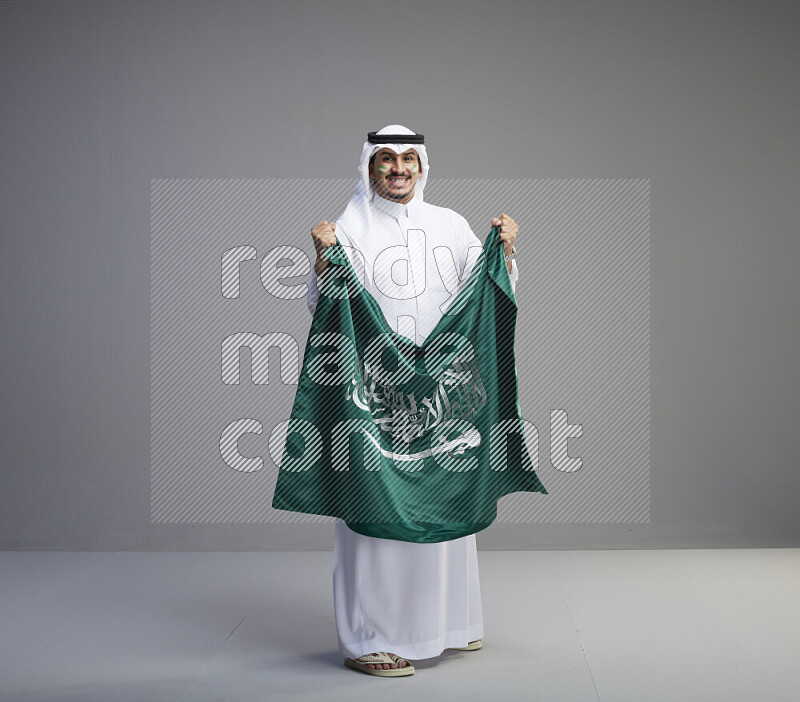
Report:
308,223,346,316
307,265,320,316
507,252,519,296
458,217,519,295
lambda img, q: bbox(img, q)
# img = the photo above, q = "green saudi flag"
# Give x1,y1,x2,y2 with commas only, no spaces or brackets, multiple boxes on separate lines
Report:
271,225,548,543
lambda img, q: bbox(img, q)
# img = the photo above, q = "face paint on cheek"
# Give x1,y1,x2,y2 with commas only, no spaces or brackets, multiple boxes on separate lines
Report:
378,164,389,175
411,164,419,175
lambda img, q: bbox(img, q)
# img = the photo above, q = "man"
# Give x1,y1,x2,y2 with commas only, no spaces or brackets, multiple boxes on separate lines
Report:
306,125,520,676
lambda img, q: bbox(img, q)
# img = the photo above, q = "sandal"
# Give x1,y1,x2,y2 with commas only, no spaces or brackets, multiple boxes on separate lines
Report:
344,651,415,677
452,639,483,651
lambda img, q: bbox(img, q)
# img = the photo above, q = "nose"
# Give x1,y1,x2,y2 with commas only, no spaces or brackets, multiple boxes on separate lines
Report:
391,156,407,173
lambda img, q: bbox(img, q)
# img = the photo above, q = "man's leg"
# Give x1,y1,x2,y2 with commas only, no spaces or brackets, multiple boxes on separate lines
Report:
332,519,409,669
332,519,483,668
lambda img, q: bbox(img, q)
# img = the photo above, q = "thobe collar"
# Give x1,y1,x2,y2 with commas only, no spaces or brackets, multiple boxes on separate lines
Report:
371,191,421,220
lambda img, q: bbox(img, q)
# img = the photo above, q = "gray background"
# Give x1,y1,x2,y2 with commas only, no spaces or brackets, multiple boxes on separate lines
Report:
1,0,798,550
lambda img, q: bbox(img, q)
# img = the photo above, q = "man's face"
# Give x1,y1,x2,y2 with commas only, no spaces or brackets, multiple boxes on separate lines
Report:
368,148,422,204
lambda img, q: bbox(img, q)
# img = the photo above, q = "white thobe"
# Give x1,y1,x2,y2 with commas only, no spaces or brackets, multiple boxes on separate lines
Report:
307,192,518,661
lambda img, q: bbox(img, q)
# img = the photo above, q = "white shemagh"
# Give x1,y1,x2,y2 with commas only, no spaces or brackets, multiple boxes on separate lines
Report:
334,124,429,254
311,123,517,344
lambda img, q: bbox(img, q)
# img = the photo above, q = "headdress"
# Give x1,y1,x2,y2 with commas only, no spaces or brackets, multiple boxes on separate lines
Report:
334,124,429,249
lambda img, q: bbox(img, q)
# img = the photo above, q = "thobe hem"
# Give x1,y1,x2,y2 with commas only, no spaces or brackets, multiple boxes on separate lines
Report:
337,623,485,662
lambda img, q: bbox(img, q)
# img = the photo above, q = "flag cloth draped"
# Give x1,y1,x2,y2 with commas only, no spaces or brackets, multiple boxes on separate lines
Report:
271,226,548,543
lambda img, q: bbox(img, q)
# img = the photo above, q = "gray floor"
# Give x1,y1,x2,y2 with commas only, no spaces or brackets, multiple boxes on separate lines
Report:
0,549,798,702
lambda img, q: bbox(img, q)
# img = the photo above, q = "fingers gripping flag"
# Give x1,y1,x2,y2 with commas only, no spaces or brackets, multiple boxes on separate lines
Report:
271,226,547,543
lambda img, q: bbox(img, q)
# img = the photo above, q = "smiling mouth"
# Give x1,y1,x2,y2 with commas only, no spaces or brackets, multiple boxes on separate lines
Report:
387,176,410,186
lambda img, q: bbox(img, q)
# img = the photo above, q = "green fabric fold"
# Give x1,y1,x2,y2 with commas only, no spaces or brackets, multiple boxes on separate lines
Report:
271,225,547,543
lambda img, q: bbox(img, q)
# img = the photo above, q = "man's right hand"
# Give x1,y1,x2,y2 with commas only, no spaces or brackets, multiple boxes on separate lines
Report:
311,220,337,275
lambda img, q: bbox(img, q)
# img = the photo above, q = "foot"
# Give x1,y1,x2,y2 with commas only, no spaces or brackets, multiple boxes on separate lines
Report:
345,651,415,677
452,638,483,651
361,651,410,670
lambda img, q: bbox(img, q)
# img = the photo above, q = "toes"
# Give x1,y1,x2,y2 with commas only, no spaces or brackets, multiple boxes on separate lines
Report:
357,653,409,671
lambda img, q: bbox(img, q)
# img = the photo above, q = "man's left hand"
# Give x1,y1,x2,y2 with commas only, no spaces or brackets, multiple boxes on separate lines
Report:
491,214,518,254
